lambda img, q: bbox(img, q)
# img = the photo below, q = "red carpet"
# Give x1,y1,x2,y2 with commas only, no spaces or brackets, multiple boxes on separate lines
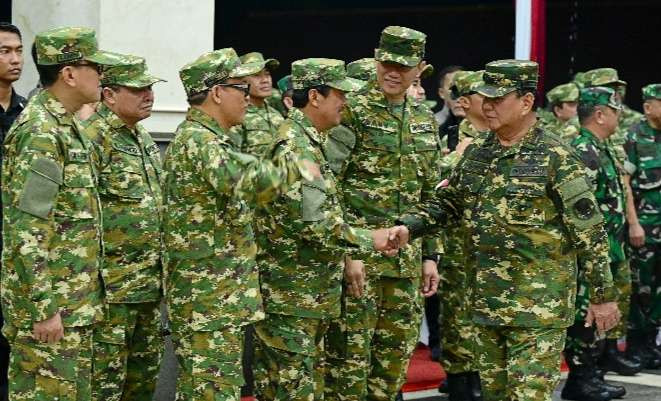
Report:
401,344,446,392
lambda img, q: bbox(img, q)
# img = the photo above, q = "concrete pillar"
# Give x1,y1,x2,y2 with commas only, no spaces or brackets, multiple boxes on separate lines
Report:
13,0,215,140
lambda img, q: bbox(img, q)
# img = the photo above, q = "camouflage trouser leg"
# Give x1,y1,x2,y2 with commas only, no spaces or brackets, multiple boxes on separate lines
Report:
628,241,661,332
92,302,162,401
564,277,605,367
441,322,478,374
325,276,422,401
172,325,244,401
608,259,631,339
4,323,93,401
475,325,566,401
253,314,327,401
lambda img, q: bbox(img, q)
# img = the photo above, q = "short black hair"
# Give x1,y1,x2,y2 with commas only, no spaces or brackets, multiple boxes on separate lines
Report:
36,64,63,87
188,90,209,106
437,65,463,88
577,103,600,124
0,22,21,40
516,88,537,100
292,85,332,108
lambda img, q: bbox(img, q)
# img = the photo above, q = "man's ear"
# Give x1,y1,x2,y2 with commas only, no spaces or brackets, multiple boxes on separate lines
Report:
210,85,223,105
643,100,651,115
521,92,535,114
457,96,470,110
101,87,115,105
309,88,319,108
59,65,77,87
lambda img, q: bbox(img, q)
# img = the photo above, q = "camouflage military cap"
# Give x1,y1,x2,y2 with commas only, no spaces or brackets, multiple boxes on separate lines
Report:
374,26,426,67
240,51,280,74
546,83,579,104
179,48,256,97
277,75,292,93
347,58,377,85
101,53,165,88
454,70,484,97
573,72,587,89
579,86,622,111
476,59,538,98
291,58,362,92
583,68,627,88
419,63,434,79
642,83,661,100
35,26,117,66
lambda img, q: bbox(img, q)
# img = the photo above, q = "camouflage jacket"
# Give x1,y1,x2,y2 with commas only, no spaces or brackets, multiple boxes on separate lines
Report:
163,107,295,331
608,104,644,166
439,119,488,172
623,119,661,236
399,123,614,328
572,128,626,263
84,103,163,303
257,108,373,319
326,80,442,278
541,115,580,143
1,90,103,328
229,102,284,157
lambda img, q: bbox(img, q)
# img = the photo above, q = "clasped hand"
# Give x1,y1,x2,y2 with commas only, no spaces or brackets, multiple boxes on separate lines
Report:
371,225,410,256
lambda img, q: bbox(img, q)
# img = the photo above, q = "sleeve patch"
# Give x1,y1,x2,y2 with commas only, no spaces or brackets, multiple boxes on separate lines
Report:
17,158,62,219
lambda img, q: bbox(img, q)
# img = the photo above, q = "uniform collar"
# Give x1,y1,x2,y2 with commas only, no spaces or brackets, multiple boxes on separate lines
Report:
187,107,227,139
0,87,26,113
39,89,75,126
579,127,606,150
289,107,323,145
97,102,131,131
364,79,414,118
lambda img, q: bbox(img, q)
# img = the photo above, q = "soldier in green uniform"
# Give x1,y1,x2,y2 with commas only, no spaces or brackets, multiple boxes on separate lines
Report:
623,83,661,369
277,75,293,113
346,58,376,89
1,26,116,401
562,87,632,401
436,70,488,400
390,59,620,401
83,53,166,401
541,82,580,142
253,58,398,401
230,52,284,157
324,26,441,401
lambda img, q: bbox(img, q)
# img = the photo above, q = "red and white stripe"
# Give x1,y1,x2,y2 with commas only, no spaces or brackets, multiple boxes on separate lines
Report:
515,0,546,94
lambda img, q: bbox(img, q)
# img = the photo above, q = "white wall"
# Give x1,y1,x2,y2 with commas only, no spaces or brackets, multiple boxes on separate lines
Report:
13,0,215,139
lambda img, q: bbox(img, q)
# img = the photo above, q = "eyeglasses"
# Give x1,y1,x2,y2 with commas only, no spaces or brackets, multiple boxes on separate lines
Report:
71,61,104,74
216,83,250,96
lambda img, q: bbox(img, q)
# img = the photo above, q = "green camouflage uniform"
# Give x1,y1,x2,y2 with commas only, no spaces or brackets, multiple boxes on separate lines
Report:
623,83,661,343
436,71,488,375
163,48,297,401
1,27,116,401
230,52,284,157
566,88,627,367
83,54,166,401
346,58,376,89
253,58,373,401
398,60,615,401
323,26,442,401
541,83,580,143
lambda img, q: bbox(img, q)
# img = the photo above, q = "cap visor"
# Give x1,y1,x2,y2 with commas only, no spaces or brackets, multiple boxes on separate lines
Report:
114,74,167,88
84,50,122,66
230,62,265,78
476,84,516,98
328,77,364,92
265,58,280,71
374,49,420,67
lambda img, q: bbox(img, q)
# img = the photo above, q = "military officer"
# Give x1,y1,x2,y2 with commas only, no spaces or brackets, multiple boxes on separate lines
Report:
229,52,284,157
1,26,116,401
541,82,580,142
324,26,441,401
253,57,398,401
623,83,661,369
390,59,620,401
83,53,166,401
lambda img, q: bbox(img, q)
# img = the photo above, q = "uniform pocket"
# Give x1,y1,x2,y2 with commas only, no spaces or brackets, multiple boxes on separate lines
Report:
301,179,327,222
505,183,547,226
18,158,63,219
55,158,96,219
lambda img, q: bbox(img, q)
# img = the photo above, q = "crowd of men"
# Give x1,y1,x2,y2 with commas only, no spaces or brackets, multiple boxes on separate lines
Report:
0,19,658,401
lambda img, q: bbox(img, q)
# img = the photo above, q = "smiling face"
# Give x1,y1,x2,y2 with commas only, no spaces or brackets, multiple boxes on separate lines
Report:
376,60,419,100
0,31,23,84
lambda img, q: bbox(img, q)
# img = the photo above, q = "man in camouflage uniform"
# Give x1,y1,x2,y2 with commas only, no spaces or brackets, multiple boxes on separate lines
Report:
346,58,376,89
253,57,397,401
435,70,488,400
392,60,620,401
229,52,284,157
541,82,580,142
324,26,441,401
562,87,632,401
277,75,293,113
623,83,661,369
82,53,165,401
1,26,116,401
163,48,323,401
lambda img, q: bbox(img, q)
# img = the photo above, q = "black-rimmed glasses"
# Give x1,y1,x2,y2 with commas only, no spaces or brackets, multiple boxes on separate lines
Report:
216,83,250,96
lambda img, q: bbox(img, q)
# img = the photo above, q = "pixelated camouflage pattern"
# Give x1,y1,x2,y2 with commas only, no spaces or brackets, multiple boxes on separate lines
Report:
642,83,661,100
101,53,165,88
256,107,373,319
92,302,162,401
35,26,117,66
573,71,587,89
607,104,644,169
453,70,483,97
325,277,422,401
579,86,622,110
229,102,284,158
546,82,579,104
253,314,327,401
476,326,566,401
346,58,376,86
83,103,163,303
540,115,580,143
400,123,616,327
374,26,426,67
477,59,538,98
179,48,261,97
582,67,627,87
5,324,93,401
1,89,104,329
291,58,362,91
240,51,279,72
628,242,661,331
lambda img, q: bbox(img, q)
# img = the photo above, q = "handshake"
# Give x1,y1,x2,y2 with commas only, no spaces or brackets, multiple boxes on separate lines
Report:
371,225,410,256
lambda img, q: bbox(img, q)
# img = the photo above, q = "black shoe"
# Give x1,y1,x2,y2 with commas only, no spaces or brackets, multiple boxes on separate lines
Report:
561,370,612,401
395,390,404,401
446,373,471,401
438,377,448,393
467,371,484,401
430,345,441,362
600,338,642,376
595,376,626,399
